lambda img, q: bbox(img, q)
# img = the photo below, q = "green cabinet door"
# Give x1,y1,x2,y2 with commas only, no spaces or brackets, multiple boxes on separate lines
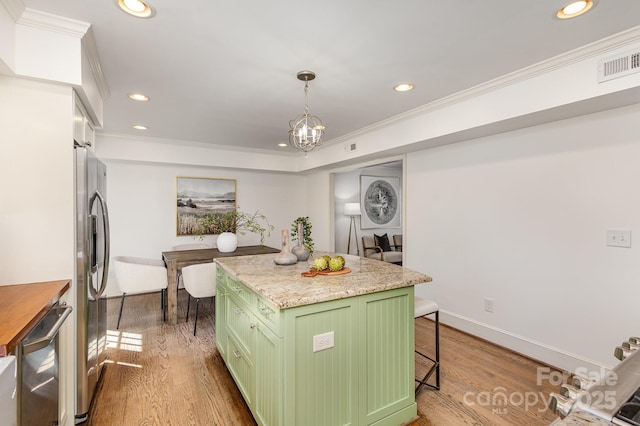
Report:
254,320,282,426
227,333,254,406
359,290,416,425
283,299,357,426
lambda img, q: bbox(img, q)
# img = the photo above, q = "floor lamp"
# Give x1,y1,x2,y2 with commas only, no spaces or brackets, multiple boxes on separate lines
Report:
345,203,361,255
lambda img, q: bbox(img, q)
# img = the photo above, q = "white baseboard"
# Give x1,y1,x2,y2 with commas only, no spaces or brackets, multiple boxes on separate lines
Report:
440,310,613,374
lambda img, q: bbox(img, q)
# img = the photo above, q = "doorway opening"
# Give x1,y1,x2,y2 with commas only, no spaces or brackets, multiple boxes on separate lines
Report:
332,159,404,262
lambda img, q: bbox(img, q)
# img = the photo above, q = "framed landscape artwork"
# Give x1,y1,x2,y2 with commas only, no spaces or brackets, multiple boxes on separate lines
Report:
176,177,236,236
360,175,401,229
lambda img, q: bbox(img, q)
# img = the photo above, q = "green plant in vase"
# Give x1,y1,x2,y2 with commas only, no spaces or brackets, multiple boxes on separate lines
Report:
290,216,314,260
197,208,274,251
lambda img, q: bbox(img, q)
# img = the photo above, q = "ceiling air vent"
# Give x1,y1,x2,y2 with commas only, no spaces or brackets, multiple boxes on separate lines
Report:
598,48,640,83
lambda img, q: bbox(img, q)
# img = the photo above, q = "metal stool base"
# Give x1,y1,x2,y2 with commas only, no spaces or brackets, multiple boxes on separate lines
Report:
415,310,440,395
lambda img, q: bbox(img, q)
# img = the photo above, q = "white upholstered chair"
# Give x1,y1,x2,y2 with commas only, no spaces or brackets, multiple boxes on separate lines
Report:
171,243,210,289
414,295,440,394
361,235,403,265
182,262,216,336
113,256,169,329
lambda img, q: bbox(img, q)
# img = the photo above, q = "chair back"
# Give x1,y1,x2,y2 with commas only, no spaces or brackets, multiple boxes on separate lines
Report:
361,236,378,256
113,256,168,294
182,262,217,299
171,243,210,251
393,234,403,251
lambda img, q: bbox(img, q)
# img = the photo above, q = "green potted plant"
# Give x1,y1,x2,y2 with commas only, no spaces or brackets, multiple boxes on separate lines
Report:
290,216,314,259
198,208,274,252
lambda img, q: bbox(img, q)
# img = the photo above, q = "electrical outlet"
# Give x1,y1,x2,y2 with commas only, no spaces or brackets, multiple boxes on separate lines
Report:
606,229,631,248
484,298,494,313
313,331,334,352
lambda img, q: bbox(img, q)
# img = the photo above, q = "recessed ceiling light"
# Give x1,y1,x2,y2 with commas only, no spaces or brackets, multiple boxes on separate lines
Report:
556,1,595,19
132,124,148,130
277,143,287,147
117,0,154,18
128,93,149,102
394,83,414,92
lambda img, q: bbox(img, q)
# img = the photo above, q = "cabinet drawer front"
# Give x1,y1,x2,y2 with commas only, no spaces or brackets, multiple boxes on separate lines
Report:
226,277,255,306
227,335,254,407
227,296,255,356
256,298,282,336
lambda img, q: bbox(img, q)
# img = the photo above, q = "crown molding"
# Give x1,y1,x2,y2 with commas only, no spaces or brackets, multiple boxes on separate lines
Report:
18,7,90,38
327,25,640,147
1,0,24,22
82,27,110,101
98,132,301,157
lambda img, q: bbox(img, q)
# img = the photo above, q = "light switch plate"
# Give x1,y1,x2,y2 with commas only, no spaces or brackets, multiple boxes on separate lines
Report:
606,229,631,248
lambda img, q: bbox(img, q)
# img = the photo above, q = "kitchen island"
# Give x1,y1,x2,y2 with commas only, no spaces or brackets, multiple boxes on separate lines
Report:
215,253,432,426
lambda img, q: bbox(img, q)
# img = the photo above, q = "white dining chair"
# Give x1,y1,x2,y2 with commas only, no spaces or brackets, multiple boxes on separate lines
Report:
171,243,210,290
113,256,169,329
181,262,217,336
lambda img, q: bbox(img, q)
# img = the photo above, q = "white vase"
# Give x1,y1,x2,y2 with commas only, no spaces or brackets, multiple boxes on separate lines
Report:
217,232,238,252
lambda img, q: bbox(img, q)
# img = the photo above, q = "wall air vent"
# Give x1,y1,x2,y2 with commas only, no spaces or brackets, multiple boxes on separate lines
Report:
598,48,640,83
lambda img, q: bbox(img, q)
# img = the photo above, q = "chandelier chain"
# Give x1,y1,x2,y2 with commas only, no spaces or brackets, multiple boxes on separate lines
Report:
304,82,310,115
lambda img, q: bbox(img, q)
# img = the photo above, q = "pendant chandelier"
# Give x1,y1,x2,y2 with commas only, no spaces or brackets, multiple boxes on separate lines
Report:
289,71,326,153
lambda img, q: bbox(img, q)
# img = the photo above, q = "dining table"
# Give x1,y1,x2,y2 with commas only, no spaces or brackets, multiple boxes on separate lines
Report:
161,245,279,324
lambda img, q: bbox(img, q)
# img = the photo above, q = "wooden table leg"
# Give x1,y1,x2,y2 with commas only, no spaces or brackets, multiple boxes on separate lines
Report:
166,261,178,324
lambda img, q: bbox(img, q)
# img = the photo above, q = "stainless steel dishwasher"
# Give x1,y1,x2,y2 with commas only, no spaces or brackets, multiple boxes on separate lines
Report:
16,303,72,426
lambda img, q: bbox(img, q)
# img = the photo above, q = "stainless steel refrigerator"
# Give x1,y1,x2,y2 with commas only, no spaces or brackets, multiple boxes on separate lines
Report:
74,145,110,423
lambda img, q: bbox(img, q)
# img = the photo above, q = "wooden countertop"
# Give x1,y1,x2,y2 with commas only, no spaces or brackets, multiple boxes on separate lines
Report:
162,245,279,264
0,280,70,356
215,252,432,309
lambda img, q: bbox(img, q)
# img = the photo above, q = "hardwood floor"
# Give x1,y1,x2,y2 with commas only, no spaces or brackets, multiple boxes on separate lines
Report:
88,291,561,425
412,318,560,426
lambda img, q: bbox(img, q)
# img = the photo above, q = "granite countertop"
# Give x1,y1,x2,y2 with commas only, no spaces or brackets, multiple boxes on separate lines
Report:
215,252,432,309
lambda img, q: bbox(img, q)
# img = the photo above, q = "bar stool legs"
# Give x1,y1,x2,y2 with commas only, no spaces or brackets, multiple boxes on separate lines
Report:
415,296,440,395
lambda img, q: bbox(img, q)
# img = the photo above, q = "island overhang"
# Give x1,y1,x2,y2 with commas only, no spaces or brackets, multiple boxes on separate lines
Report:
214,252,432,309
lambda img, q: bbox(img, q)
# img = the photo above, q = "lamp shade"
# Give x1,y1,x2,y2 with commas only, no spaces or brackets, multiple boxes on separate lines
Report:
344,203,361,216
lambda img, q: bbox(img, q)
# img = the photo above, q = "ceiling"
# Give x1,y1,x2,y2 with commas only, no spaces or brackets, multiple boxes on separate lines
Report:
20,0,640,153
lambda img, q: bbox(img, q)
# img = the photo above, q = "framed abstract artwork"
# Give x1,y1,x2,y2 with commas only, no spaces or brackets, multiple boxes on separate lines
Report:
360,175,401,229
176,177,236,236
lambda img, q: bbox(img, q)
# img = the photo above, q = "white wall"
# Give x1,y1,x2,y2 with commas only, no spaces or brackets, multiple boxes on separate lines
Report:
305,170,333,254
407,102,640,371
102,159,309,297
0,75,74,285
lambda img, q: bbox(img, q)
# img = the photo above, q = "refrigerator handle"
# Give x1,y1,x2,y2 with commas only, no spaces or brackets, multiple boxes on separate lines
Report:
89,190,110,298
